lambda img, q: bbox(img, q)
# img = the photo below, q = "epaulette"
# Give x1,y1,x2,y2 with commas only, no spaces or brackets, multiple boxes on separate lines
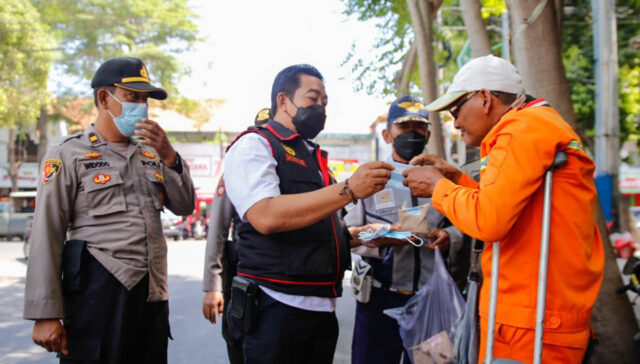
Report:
59,132,84,145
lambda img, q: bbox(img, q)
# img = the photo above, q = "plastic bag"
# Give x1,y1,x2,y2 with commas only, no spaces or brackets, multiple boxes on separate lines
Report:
384,248,465,364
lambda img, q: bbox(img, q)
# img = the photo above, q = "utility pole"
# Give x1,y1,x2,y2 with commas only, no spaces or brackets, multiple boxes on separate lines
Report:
501,10,510,61
592,0,620,224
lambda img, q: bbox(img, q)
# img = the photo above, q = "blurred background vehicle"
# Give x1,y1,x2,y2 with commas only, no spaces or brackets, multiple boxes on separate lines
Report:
0,191,36,241
162,211,188,240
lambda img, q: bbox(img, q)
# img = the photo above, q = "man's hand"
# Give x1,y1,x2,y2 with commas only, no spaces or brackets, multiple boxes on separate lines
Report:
402,166,445,198
409,155,462,183
134,118,177,166
32,319,68,355
348,161,394,199
202,291,224,324
424,228,450,251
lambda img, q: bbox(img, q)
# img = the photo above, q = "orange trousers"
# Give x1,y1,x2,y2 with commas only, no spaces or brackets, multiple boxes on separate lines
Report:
478,318,588,364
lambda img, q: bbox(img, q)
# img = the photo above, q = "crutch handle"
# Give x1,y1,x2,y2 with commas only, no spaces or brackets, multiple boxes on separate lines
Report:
550,151,568,171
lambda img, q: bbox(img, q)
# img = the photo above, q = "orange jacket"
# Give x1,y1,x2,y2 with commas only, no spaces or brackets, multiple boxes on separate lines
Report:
432,102,604,348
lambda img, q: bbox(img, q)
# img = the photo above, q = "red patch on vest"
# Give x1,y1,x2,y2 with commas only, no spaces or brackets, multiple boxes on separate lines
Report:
284,153,307,167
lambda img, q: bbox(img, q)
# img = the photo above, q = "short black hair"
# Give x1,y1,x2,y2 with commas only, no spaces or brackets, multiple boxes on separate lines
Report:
491,91,518,106
93,86,116,107
270,64,323,117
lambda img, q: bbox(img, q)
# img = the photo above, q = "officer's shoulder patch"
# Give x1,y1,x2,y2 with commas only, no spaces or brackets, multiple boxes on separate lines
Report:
216,178,226,197
42,159,63,184
60,132,83,145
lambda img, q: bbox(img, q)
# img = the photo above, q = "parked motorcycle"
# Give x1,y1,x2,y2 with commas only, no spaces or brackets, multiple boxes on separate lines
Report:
617,256,640,343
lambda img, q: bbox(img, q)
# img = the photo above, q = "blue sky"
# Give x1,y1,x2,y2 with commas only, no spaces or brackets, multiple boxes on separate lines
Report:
178,0,390,133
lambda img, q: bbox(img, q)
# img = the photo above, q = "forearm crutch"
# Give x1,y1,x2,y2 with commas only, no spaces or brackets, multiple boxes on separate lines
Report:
485,151,568,364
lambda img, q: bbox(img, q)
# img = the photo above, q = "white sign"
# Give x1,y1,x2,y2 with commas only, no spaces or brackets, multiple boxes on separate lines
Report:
0,163,39,189
182,155,213,177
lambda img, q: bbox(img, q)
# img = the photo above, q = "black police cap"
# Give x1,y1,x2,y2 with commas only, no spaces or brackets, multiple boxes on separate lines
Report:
91,57,167,100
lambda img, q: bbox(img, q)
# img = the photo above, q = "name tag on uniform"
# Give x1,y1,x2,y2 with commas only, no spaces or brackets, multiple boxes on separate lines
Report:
374,188,395,210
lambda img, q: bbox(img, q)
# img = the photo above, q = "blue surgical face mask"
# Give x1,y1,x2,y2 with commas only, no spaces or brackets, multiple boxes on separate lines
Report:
106,91,148,137
358,224,424,247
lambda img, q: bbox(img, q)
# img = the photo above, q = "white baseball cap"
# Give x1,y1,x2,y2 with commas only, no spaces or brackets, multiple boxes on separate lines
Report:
426,55,525,111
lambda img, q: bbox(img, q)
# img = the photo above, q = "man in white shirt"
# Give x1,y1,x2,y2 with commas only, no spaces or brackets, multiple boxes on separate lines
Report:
224,64,393,364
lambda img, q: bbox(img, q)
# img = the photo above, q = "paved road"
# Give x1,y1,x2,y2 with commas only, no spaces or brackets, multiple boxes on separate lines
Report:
0,240,356,364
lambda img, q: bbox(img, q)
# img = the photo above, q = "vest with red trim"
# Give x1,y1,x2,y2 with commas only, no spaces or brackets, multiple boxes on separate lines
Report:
227,120,351,297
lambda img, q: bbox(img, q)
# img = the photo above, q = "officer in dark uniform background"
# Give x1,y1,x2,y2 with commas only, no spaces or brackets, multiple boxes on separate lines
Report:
224,64,394,364
24,57,196,363
201,107,270,364
345,96,464,363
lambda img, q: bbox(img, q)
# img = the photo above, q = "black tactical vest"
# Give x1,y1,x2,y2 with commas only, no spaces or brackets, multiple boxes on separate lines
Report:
227,120,351,297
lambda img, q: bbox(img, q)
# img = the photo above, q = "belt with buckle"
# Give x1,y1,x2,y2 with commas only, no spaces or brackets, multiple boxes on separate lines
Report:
372,279,414,295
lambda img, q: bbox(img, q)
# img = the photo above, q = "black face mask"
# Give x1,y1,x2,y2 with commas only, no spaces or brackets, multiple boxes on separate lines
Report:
289,100,326,139
393,130,426,161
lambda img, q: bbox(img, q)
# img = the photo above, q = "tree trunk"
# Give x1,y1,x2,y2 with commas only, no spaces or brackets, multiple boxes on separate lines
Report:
506,1,576,127
8,129,22,193
37,106,48,164
585,206,640,363
394,42,417,97
554,0,564,33
407,0,446,158
459,0,492,57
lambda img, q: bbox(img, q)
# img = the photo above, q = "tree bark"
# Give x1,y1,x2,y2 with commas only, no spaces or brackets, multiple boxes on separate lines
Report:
36,106,48,164
506,1,577,128
585,206,640,363
394,42,417,97
459,0,492,57
407,0,446,158
8,129,22,193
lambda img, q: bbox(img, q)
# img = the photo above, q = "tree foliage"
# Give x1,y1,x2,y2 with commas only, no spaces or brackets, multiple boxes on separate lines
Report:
342,0,415,95
562,0,640,146
343,0,640,145
0,0,55,127
341,0,508,97
32,0,200,96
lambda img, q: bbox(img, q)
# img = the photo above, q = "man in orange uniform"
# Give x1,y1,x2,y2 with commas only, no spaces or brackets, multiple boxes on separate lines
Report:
403,55,604,363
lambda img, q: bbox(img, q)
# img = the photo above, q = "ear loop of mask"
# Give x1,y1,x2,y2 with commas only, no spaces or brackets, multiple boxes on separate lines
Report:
510,94,527,109
284,96,298,120
405,234,424,247
105,90,122,120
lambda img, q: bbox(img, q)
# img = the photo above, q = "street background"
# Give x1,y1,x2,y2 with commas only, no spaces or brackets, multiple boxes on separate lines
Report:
0,240,356,364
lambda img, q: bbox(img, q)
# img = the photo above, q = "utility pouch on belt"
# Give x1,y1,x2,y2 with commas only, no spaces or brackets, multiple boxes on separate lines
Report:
229,276,259,333
62,240,90,294
351,259,373,303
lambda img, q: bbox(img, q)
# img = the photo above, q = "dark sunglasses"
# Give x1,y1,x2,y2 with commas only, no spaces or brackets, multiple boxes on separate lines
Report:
447,91,477,119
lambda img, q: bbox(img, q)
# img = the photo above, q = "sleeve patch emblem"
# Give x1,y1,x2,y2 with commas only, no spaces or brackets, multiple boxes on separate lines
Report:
93,174,111,184
84,152,102,158
42,159,63,184
142,151,156,159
